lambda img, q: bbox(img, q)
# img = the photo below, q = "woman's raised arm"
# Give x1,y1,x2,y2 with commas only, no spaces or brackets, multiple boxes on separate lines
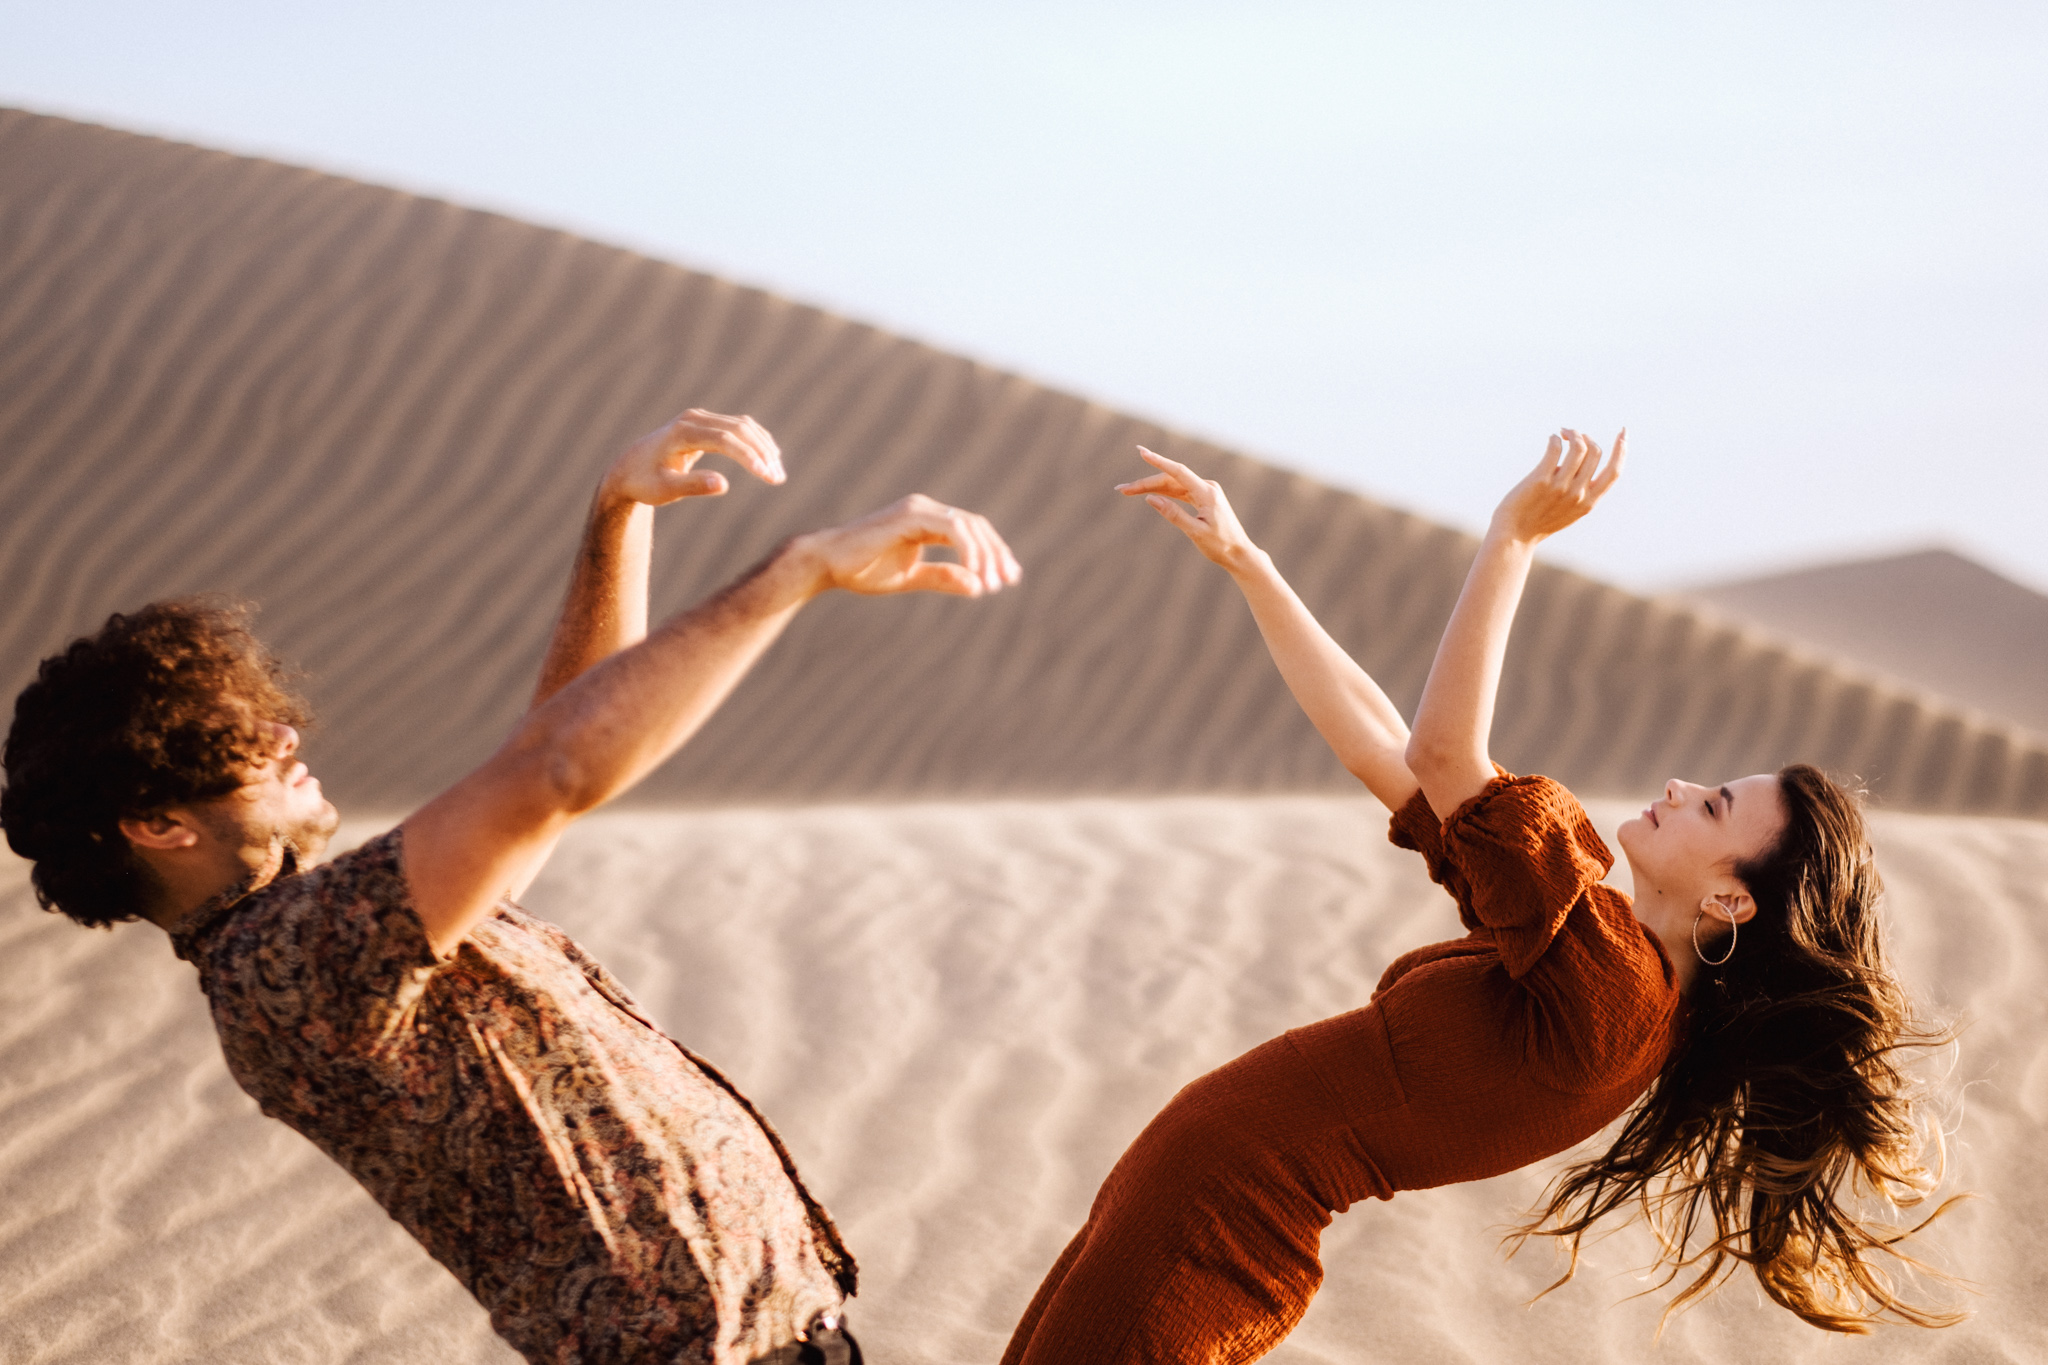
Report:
1405,429,1624,820
1119,447,1420,811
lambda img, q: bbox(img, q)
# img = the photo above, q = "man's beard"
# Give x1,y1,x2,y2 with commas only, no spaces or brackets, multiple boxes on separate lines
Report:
283,800,342,866
198,797,341,882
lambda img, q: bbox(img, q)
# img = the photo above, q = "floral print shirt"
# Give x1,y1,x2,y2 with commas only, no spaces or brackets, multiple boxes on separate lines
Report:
171,828,855,1365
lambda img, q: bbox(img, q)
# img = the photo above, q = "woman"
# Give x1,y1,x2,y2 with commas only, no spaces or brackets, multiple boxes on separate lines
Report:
1000,431,1957,1363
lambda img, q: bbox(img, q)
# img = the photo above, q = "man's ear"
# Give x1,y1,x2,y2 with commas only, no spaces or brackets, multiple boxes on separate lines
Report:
118,811,201,853
1701,889,1757,927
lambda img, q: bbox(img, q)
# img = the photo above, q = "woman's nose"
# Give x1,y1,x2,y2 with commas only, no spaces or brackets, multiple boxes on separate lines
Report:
271,723,300,757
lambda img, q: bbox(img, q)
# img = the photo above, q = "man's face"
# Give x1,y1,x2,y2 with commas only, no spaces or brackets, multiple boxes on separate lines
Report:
209,720,341,867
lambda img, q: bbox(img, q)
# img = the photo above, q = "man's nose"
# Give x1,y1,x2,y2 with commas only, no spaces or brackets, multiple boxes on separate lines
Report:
271,723,300,757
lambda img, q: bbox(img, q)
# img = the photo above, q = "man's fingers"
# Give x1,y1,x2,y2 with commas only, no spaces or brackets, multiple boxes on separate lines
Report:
673,469,729,499
850,496,1021,594
962,511,1019,589
734,414,785,481
939,508,987,586
671,408,786,485
901,561,984,597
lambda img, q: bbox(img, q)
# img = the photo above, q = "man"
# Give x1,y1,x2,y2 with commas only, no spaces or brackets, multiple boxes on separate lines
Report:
1,408,1022,1364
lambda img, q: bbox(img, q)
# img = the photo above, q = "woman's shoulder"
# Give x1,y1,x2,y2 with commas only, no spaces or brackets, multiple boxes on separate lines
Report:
1432,772,1614,890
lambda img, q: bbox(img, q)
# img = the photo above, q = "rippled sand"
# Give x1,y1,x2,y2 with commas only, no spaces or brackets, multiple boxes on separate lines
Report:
3,800,2037,1363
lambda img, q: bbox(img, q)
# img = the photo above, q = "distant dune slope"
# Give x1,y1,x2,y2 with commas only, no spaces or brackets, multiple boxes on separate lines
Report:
3,109,2043,814
1685,549,2048,741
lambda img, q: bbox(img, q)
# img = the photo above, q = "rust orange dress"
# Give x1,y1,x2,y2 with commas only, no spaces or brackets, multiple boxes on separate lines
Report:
1000,773,1686,1365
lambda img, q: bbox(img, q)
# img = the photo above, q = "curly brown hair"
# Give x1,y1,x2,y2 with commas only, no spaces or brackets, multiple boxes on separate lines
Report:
2,599,312,928
1515,764,1964,1332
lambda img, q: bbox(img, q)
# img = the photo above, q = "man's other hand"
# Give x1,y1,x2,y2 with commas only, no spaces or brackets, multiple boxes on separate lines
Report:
791,494,1022,598
604,408,786,506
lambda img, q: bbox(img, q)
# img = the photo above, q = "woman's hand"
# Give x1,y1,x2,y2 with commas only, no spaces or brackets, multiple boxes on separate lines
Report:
1489,428,1625,544
602,408,787,508
1117,447,1262,572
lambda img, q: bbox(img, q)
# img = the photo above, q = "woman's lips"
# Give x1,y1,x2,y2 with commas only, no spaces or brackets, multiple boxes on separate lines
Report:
1644,805,1660,828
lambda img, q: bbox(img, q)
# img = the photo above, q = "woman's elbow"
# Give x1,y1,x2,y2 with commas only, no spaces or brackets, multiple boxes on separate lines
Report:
1404,733,1452,778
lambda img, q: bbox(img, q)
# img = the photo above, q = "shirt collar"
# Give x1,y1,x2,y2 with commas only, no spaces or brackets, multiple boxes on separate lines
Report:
168,842,299,962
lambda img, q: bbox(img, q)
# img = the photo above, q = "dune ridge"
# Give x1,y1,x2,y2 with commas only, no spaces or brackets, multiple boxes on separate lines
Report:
2,107,2044,815
1684,548,2048,740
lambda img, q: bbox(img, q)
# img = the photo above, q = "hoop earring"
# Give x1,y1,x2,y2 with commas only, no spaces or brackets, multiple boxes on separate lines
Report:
1692,907,1737,966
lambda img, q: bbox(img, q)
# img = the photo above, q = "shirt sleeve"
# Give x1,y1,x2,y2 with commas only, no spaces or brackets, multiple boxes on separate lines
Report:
208,827,442,1082
1389,771,1615,979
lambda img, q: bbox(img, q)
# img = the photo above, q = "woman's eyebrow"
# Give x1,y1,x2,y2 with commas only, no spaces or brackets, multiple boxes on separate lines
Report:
1721,785,1735,813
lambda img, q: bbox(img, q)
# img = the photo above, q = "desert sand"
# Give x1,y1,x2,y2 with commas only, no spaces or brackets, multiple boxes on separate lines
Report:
2,107,2044,1363
3,802,2041,1364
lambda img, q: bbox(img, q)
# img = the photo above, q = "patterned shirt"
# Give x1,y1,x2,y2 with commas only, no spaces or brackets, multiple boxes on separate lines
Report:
170,828,855,1365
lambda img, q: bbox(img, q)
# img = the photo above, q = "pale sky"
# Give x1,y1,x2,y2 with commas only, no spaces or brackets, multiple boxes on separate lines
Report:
4,1,2045,593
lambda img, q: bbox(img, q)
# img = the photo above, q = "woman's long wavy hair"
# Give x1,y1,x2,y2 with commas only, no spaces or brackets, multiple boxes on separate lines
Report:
1516,764,1964,1333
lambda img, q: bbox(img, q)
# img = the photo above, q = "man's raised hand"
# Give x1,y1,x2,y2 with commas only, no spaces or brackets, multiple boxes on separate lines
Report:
791,494,1022,598
604,408,786,507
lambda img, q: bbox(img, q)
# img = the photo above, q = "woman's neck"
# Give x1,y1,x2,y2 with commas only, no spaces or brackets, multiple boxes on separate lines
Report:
1630,883,1703,995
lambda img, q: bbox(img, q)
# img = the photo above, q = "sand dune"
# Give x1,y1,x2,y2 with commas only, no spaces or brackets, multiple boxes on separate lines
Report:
3,802,2038,1364
1684,548,2048,741
2,107,2043,816
4,107,2044,1364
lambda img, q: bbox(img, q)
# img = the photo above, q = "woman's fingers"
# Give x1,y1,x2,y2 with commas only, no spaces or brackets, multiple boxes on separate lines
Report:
1115,472,1190,499
1137,446,1213,503
1145,493,1209,537
1554,428,1588,488
1566,431,1606,497
1593,428,1627,495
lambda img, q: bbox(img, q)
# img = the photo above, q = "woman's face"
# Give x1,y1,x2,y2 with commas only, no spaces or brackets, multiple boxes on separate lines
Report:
1617,773,1786,896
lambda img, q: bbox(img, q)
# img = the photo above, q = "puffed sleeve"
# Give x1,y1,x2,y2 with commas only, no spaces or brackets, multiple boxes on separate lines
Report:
1390,772,1615,978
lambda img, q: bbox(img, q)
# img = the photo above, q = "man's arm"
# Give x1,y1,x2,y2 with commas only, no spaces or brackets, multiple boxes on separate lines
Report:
401,494,1019,958
532,408,785,708
500,409,785,900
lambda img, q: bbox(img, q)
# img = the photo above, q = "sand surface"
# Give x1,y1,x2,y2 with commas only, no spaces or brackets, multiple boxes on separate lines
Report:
4,800,2038,1364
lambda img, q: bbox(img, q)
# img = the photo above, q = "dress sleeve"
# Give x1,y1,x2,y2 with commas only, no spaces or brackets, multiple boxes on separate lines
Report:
1390,771,1615,978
